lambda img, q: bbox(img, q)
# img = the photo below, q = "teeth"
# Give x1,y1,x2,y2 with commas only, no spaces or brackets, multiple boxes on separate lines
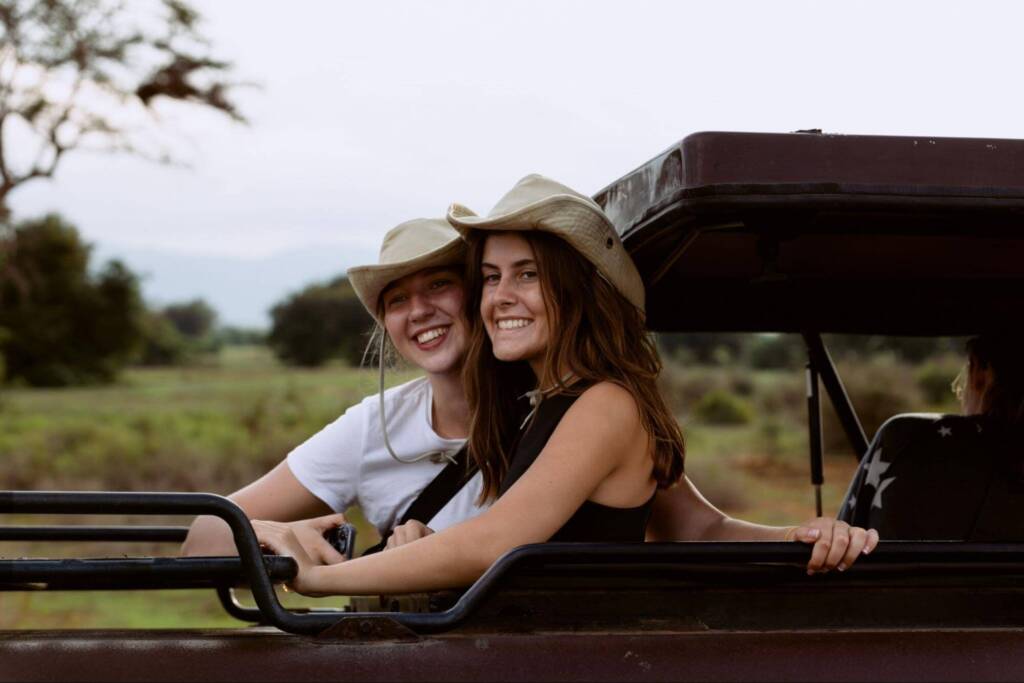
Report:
497,319,532,330
416,327,448,344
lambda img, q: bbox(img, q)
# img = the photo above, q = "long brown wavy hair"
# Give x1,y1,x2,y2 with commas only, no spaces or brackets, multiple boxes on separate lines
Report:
462,230,685,502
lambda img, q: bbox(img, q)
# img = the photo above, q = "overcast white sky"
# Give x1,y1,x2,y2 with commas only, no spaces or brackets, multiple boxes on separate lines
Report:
10,0,1024,325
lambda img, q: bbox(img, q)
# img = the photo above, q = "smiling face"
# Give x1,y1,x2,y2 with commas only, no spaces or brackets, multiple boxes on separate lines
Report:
380,266,468,377
480,232,550,375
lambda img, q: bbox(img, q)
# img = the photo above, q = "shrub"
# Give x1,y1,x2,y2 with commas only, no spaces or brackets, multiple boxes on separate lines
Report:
727,373,755,397
753,372,806,424
693,390,754,425
658,363,723,416
0,215,145,385
136,310,189,366
162,300,217,339
268,277,372,367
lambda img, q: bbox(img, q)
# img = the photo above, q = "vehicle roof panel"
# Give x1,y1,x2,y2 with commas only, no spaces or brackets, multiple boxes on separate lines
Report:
594,131,1024,334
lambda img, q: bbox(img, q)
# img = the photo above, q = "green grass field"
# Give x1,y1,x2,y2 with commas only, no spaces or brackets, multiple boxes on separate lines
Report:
1,345,953,629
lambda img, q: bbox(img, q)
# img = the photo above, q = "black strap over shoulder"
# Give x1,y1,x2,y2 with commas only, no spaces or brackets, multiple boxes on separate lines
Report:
362,445,473,555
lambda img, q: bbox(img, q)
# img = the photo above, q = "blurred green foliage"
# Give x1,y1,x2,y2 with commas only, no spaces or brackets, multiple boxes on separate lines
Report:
0,214,145,386
659,332,965,369
268,277,373,367
2,336,971,629
137,310,190,366
0,346,418,492
214,326,265,346
694,390,754,425
0,215,236,383
162,299,217,339
137,299,225,366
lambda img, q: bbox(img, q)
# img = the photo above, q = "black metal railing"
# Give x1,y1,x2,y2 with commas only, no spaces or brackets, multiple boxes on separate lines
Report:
7,490,1024,636
0,525,189,543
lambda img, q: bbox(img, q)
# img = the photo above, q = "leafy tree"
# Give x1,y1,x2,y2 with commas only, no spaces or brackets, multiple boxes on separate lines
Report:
0,214,144,385
268,277,373,367
162,298,217,339
0,0,246,222
135,300,225,367
136,309,188,366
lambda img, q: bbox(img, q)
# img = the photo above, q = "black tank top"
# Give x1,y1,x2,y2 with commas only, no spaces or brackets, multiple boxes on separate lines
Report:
497,385,655,542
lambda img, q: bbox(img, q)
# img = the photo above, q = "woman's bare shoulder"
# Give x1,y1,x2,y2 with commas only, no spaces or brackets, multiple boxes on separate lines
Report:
572,381,642,423
577,380,636,401
540,381,644,471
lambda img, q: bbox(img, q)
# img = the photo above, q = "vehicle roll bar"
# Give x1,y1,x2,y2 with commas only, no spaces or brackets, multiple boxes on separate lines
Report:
0,525,188,542
9,491,1024,637
0,491,338,634
802,333,869,459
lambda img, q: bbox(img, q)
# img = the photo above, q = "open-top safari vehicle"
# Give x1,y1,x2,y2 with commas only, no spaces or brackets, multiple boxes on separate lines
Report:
4,131,1024,682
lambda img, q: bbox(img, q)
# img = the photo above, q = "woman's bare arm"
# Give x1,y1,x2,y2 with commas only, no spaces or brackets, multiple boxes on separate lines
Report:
254,383,651,595
646,478,878,573
646,477,782,541
181,460,334,557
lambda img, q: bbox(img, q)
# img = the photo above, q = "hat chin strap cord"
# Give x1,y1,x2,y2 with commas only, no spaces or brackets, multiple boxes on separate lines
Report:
378,332,458,465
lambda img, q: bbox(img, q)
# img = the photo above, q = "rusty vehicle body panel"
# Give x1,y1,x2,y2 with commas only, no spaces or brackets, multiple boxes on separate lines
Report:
8,539,1024,682
4,131,1024,682
8,629,1024,683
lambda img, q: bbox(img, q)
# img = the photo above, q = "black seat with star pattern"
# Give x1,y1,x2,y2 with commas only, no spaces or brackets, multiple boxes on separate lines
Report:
838,414,1024,540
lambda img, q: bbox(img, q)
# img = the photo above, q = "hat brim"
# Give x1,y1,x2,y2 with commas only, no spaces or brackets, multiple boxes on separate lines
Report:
447,196,646,313
447,195,613,234
347,237,466,320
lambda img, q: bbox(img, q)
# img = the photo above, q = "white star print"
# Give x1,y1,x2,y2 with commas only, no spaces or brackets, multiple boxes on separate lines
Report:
872,477,896,510
864,446,891,489
863,444,897,511
938,426,952,438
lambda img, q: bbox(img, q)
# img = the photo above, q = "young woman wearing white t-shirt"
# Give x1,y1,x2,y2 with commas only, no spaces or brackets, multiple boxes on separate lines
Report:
181,218,486,560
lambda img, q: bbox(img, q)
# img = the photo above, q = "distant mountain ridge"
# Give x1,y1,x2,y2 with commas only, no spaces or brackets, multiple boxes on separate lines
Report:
93,243,378,328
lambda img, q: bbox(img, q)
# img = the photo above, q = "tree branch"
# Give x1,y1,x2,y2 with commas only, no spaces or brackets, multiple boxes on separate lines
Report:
0,112,10,187
0,0,246,217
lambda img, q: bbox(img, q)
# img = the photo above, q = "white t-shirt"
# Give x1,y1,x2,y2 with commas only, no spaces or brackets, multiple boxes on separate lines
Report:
286,376,487,536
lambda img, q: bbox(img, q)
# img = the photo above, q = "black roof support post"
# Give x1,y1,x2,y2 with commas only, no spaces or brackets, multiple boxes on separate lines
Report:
805,356,824,517
802,333,869,460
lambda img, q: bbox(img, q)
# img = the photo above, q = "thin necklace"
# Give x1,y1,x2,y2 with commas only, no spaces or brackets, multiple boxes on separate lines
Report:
518,374,578,430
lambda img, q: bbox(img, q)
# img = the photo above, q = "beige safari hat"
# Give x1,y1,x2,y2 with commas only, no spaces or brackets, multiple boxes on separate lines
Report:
446,174,645,313
347,217,466,319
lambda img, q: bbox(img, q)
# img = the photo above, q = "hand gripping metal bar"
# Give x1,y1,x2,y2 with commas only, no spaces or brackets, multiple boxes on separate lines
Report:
0,490,336,634
9,492,1024,637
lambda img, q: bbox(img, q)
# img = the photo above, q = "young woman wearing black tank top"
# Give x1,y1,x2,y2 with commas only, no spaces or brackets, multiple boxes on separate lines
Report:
251,176,878,597
454,176,878,563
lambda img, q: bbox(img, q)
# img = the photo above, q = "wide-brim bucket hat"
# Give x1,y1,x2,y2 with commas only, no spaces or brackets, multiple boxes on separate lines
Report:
347,217,466,320
446,174,645,313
